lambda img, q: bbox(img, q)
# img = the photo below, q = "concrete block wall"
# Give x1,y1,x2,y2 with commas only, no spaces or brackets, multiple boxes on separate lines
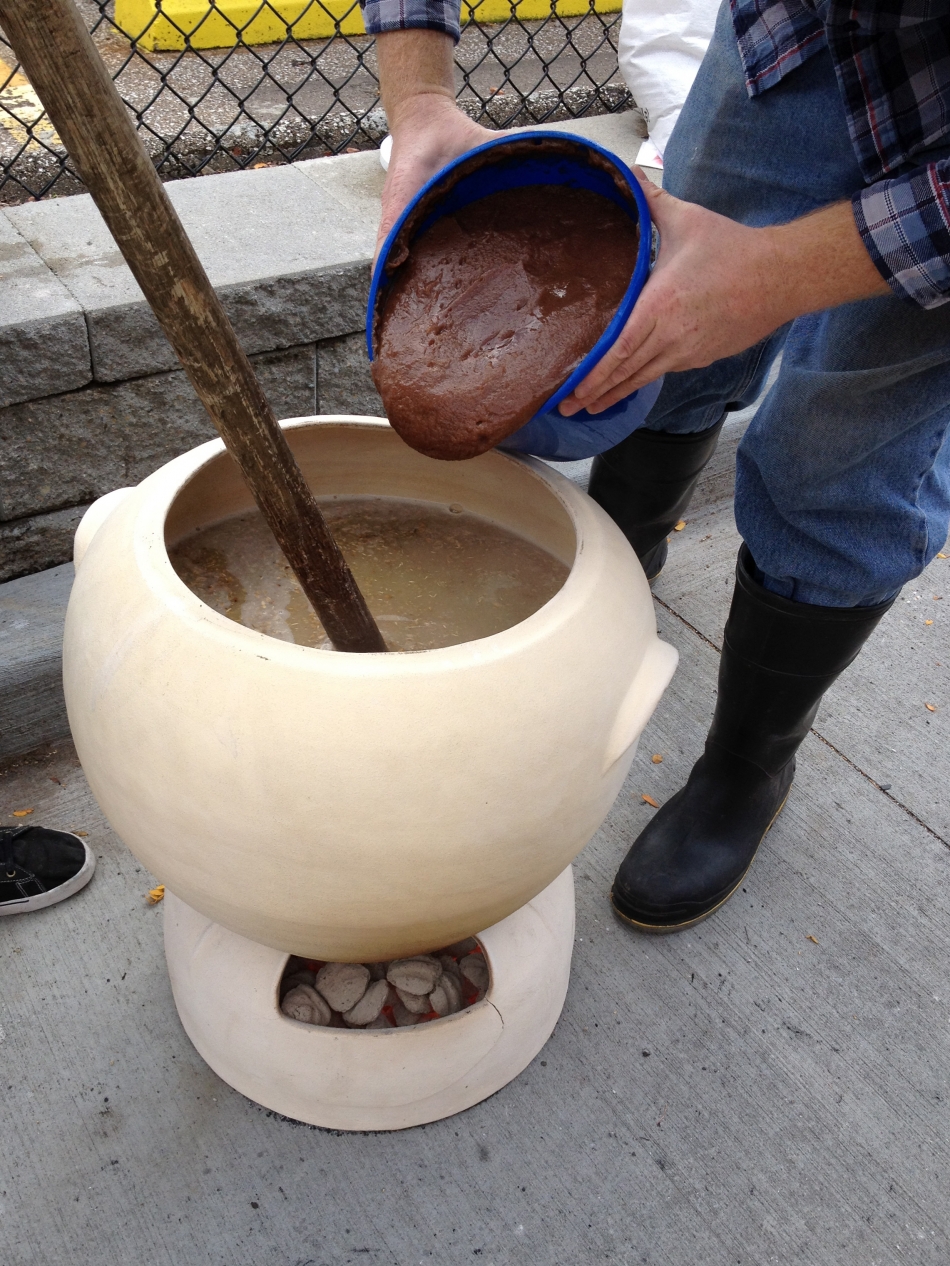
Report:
0,112,646,583
0,152,391,582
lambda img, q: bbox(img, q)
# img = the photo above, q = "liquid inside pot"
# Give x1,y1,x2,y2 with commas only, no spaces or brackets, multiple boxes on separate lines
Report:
169,496,570,652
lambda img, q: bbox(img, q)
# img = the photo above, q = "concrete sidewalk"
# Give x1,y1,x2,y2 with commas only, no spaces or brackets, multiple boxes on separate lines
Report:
1,439,948,1266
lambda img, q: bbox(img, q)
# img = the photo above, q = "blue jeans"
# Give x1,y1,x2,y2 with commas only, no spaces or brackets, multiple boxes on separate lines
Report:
641,0,950,607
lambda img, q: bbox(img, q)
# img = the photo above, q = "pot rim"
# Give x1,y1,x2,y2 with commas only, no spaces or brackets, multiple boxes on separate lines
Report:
122,415,609,673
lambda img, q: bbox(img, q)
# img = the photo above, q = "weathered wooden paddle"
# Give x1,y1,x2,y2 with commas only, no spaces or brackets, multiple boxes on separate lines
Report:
0,0,387,653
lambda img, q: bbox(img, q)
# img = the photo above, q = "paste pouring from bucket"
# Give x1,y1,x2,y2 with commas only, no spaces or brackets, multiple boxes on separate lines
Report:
368,132,662,463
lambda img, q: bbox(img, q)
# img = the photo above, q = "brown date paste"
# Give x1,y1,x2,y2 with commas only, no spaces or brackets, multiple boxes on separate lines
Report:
372,183,639,461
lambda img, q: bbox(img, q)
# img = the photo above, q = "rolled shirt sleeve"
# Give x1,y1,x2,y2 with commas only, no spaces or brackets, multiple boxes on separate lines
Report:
853,160,950,310
360,0,461,41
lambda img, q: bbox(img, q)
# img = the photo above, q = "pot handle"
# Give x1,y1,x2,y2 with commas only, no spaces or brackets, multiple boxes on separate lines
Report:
73,487,134,568
602,638,679,774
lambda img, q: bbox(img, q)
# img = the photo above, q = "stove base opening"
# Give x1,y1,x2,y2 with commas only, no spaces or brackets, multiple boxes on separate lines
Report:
163,867,575,1131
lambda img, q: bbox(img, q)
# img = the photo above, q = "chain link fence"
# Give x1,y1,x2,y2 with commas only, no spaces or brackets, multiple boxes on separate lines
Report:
0,0,632,205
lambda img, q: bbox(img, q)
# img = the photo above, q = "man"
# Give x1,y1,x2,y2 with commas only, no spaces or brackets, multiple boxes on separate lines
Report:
367,0,950,934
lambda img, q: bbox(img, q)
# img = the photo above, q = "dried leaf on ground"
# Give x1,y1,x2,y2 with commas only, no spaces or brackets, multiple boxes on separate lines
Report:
651,754,663,764
12,808,34,817
925,703,937,712
641,794,660,808
674,520,686,531
806,935,819,944
147,885,165,904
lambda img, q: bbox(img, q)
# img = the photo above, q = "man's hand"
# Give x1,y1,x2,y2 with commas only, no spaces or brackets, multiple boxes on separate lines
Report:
559,171,891,416
376,30,493,256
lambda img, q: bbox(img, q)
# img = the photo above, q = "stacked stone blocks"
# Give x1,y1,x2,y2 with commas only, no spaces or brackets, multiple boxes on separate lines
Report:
0,153,386,582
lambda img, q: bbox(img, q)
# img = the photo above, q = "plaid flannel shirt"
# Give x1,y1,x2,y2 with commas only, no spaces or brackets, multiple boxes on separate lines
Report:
361,0,950,308
360,0,461,40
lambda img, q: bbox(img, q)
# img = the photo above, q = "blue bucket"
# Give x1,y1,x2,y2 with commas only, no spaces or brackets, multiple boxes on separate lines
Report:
367,130,661,462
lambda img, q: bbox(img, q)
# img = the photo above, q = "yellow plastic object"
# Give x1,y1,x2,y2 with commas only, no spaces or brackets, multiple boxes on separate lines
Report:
464,0,621,20
115,0,620,52
0,56,61,148
114,0,367,49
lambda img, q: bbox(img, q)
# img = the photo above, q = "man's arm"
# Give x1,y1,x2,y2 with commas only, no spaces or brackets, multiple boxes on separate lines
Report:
374,30,493,253
559,173,891,417
362,0,920,422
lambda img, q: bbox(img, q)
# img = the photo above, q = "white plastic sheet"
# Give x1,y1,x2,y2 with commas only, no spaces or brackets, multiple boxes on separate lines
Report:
619,0,720,160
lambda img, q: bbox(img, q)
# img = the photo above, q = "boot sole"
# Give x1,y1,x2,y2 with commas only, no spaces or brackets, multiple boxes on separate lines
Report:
609,787,791,935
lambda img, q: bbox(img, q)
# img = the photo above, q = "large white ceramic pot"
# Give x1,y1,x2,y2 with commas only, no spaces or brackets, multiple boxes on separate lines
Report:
64,416,677,961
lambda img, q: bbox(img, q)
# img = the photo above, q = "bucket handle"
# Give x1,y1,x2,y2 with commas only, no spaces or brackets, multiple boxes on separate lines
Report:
73,487,134,569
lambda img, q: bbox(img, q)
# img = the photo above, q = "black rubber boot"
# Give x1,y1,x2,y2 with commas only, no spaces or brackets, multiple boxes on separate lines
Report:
588,419,725,579
611,546,894,932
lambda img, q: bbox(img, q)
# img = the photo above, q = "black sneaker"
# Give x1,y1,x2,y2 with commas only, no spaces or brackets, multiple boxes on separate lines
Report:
0,825,95,915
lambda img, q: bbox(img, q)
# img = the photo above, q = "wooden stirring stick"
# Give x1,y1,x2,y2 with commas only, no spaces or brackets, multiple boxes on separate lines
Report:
0,0,387,653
